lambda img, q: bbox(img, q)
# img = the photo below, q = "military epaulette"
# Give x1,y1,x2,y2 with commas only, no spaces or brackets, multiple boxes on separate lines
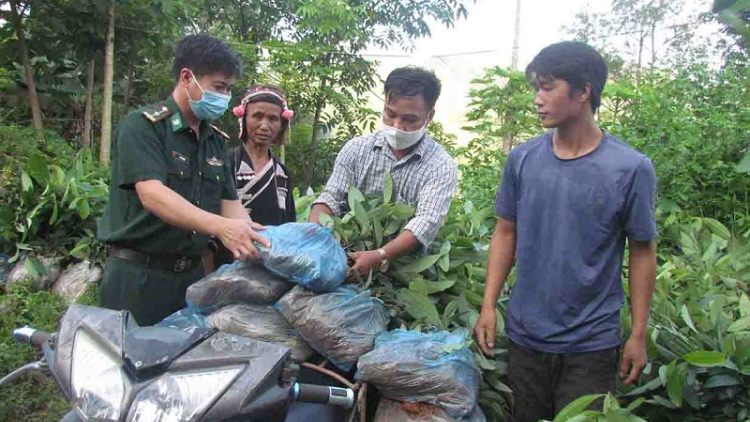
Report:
141,103,172,123
210,124,230,141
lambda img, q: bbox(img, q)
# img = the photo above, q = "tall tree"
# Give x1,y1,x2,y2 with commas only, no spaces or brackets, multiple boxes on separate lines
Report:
3,0,44,142
99,0,115,164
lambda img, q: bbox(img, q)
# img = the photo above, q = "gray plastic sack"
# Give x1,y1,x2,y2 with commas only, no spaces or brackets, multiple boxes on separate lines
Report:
275,285,389,371
207,304,314,362
186,260,294,312
356,329,480,418
374,398,486,422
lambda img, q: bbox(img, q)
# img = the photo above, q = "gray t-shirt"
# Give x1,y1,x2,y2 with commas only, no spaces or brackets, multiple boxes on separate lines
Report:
495,131,656,353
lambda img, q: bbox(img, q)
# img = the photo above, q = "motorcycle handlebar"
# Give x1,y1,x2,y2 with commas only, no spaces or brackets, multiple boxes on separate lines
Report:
293,383,355,409
13,326,50,349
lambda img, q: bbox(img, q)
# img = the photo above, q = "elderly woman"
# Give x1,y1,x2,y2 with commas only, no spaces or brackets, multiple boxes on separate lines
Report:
212,85,296,268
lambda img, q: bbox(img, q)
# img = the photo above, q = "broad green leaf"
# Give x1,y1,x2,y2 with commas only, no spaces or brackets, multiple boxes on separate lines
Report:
495,308,505,336
78,199,91,220
704,374,741,388
26,152,49,183
409,278,455,294
347,185,365,212
553,394,605,422
443,300,458,321
23,257,40,280
383,172,393,203
390,203,415,219
625,397,645,413
397,289,441,327
474,352,497,370
702,217,731,240
49,198,59,225
728,317,750,333
353,201,370,235
682,351,726,367
373,218,383,247
680,305,697,333
665,361,686,407
624,375,663,396
603,393,620,412
399,253,441,274
740,294,750,318
440,343,464,354
439,240,451,255
384,219,401,236
21,171,33,192
438,253,451,272
318,213,334,229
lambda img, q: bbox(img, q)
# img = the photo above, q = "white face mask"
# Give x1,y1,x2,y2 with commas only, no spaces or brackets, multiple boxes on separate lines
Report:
382,123,426,150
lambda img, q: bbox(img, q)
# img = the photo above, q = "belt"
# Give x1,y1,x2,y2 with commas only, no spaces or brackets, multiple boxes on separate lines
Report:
108,246,201,273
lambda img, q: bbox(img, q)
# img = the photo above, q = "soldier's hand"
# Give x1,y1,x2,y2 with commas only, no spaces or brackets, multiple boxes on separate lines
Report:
217,218,270,261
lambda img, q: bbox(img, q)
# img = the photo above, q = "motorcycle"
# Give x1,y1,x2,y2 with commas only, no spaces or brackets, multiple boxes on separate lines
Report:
0,304,360,422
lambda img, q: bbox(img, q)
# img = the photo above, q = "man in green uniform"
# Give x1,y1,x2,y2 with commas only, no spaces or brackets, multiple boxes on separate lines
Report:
97,34,268,326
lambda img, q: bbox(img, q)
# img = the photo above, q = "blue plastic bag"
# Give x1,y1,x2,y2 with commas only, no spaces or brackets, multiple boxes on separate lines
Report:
156,307,208,334
276,285,389,371
356,329,480,418
257,223,347,292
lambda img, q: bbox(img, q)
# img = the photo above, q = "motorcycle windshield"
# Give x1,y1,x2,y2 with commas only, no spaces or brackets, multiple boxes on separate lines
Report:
122,325,215,378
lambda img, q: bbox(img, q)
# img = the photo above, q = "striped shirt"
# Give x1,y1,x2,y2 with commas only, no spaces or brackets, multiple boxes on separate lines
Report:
314,130,459,247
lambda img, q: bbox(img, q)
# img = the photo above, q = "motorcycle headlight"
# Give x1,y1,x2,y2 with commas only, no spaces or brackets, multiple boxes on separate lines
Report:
71,329,127,421
128,366,243,422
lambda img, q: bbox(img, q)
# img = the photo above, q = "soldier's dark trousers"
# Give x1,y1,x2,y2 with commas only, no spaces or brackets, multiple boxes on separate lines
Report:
98,255,203,326
508,340,619,422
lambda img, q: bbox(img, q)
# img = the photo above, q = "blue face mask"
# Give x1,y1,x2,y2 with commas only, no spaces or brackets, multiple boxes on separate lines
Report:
186,73,231,120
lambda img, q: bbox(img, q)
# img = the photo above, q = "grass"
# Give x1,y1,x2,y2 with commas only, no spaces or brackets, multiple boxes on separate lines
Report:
0,279,98,422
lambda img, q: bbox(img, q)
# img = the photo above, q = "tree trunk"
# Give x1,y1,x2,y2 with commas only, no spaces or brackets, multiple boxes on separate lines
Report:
124,63,134,110
83,58,95,149
11,1,44,143
305,78,328,188
511,0,522,70
99,1,115,165
502,110,514,153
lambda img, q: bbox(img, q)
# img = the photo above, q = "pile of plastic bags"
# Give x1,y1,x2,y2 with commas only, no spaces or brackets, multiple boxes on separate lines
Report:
156,222,482,419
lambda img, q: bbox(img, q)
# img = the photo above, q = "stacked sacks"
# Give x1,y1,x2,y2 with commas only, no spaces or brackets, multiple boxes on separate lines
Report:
275,285,389,371
159,223,351,362
357,329,481,419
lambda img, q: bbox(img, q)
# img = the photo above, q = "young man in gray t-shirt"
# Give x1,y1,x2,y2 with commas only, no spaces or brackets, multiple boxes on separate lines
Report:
474,41,657,422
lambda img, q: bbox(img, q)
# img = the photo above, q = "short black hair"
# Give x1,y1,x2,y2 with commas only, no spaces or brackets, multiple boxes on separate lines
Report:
384,66,442,111
172,34,243,81
525,41,608,112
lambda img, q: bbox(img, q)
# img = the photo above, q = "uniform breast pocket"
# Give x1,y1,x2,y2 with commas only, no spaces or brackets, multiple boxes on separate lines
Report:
200,165,226,214
166,159,192,199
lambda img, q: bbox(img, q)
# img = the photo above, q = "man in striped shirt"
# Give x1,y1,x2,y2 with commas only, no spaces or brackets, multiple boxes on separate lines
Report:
309,66,459,275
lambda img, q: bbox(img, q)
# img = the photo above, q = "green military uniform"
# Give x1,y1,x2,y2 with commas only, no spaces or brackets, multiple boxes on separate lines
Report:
97,96,237,326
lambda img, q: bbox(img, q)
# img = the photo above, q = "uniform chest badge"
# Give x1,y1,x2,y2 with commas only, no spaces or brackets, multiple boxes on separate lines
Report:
206,157,224,166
